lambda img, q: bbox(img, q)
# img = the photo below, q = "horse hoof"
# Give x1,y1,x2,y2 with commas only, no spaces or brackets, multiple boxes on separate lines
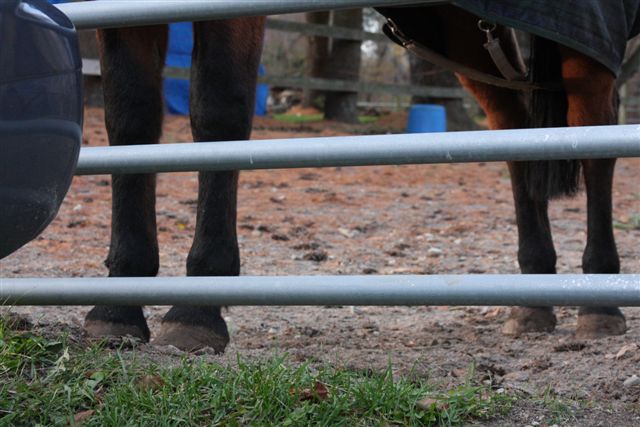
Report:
153,322,229,353
502,306,556,336
84,306,150,341
152,306,230,353
576,307,626,339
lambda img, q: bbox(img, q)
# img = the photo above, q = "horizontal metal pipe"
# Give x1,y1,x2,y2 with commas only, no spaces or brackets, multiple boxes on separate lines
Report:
75,125,640,175
56,0,434,30
2,275,639,306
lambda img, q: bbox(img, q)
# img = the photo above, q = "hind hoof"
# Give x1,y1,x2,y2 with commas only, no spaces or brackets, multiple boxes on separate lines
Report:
84,306,150,341
153,323,229,353
576,307,626,339
502,306,557,336
152,306,229,353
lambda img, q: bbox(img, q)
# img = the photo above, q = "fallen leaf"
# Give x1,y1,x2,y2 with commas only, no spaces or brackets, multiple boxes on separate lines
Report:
451,368,467,378
417,397,448,412
298,381,329,402
136,375,165,391
615,343,638,360
417,398,438,410
73,409,95,425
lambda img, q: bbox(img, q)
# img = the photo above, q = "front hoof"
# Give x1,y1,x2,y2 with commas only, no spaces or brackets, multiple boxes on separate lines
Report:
576,307,626,339
84,306,150,342
502,306,556,336
152,306,229,353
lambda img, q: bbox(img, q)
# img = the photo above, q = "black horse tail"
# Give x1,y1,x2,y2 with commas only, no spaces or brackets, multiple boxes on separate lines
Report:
524,35,581,201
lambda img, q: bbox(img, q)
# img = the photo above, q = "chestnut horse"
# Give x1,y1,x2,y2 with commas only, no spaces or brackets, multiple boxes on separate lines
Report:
86,5,628,352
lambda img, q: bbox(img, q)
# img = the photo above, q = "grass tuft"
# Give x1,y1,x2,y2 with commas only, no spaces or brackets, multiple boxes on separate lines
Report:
0,319,513,426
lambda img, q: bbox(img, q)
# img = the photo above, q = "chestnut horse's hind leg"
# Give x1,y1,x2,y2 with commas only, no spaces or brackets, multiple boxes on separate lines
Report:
444,12,558,335
502,162,558,334
84,26,169,342
153,18,266,353
558,46,626,338
455,77,559,335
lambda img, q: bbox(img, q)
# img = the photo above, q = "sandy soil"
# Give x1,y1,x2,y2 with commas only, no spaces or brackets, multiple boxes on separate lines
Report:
2,107,639,425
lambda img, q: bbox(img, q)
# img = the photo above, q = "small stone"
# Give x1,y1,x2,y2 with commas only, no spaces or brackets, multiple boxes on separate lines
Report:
427,247,443,257
623,375,640,387
155,344,185,355
338,228,354,238
503,371,530,382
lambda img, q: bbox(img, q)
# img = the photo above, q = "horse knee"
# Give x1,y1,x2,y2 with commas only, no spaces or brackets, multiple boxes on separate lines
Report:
190,106,253,142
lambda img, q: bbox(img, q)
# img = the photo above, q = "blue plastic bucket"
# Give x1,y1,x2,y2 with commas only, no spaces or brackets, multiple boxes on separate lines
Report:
406,104,446,133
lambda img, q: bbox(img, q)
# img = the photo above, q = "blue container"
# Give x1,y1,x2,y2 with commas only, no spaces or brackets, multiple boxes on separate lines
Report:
406,104,446,133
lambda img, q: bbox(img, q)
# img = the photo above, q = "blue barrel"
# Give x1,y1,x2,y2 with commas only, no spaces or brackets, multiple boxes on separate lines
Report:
406,104,446,133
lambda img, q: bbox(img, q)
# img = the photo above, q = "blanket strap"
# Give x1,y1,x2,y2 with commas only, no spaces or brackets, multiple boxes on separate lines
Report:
383,18,560,92
479,20,528,82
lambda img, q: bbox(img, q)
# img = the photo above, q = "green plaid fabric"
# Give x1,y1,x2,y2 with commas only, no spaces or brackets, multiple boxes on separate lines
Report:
452,0,640,75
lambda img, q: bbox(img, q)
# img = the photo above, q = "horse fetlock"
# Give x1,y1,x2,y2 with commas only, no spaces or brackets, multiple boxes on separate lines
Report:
576,307,626,339
105,250,159,277
186,249,240,277
502,306,557,336
517,251,557,274
581,250,620,274
84,306,150,342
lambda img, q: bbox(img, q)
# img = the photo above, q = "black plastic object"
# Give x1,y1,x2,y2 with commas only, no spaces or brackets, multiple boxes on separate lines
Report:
0,0,83,259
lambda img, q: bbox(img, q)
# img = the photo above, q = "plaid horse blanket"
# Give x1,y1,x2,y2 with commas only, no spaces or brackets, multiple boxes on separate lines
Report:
451,0,640,75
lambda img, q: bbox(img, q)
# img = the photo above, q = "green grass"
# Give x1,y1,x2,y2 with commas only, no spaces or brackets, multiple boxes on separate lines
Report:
273,114,378,124
613,213,640,230
0,319,513,426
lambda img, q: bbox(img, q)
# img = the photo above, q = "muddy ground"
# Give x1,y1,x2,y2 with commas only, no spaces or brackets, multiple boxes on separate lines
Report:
2,107,639,425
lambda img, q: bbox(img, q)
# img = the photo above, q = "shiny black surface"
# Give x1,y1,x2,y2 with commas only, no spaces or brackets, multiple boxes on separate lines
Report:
0,0,82,259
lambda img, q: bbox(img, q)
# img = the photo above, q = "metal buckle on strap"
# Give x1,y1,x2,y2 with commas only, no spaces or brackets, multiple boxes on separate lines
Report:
478,19,529,82
384,18,411,47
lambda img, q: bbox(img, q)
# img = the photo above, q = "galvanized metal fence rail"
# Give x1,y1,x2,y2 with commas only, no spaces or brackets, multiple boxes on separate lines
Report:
2,0,636,307
56,0,439,30
2,275,639,306
75,125,640,175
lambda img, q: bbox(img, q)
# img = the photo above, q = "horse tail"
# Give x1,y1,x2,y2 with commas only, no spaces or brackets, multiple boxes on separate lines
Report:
524,35,581,201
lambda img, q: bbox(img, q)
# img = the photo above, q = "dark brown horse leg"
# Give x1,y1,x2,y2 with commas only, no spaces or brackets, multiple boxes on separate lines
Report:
558,47,626,338
502,163,557,334
153,18,265,353
456,76,558,335
84,27,168,342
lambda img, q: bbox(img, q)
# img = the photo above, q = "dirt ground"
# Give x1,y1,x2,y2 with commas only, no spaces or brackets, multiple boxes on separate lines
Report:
2,107,639,425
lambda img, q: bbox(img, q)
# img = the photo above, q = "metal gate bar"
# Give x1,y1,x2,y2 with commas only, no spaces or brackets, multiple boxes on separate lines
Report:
76,124,640,175
56,0,436,30
2,275,639,306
